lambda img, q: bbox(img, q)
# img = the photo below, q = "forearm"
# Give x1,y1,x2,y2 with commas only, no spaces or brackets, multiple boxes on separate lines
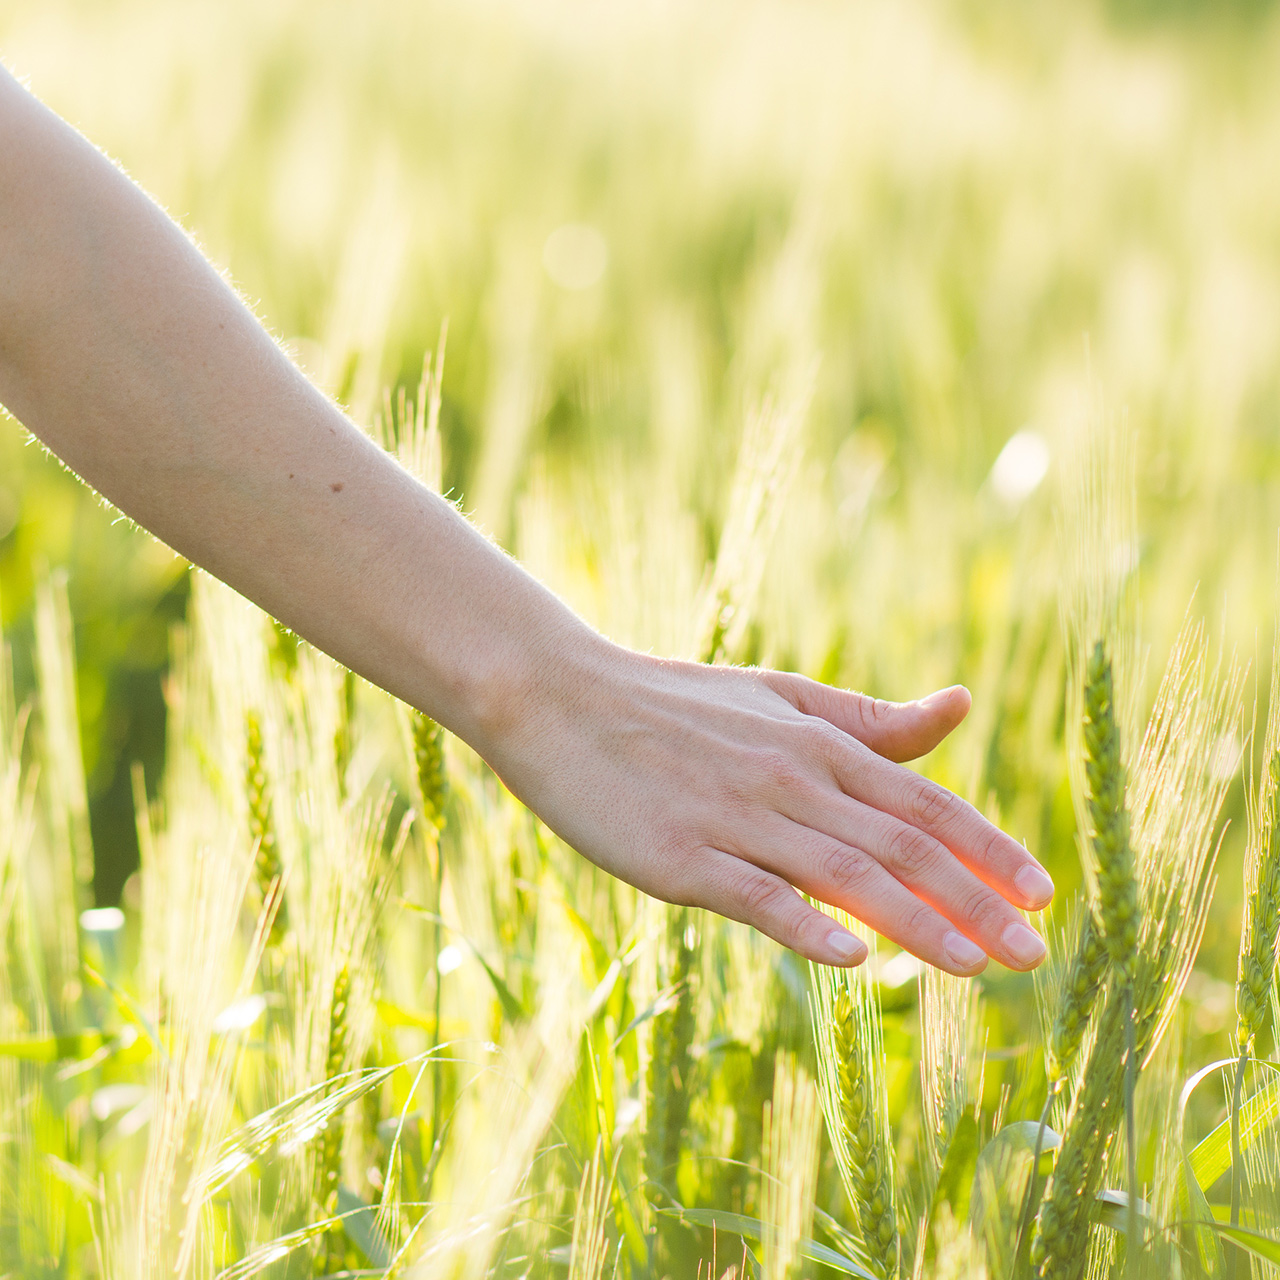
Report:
0,64,597,754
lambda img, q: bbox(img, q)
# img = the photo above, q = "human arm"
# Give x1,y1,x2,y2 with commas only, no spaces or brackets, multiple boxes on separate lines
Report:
0,64,1051,974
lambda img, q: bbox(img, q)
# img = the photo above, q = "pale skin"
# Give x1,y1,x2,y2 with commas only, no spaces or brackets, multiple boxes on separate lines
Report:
0,64,1052,976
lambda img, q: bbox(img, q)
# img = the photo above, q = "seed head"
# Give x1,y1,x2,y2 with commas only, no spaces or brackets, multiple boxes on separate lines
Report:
1237,751,1280,1052
1083,642,1139,978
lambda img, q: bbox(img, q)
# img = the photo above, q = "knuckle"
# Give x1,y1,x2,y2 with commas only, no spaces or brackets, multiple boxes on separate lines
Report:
885,826,941,880
959,883,1009,934
807,718,851,764
903,901,942,941
736,869,791,922
906,780,961,830
974,823,1009,868
818,843,873,898
753,748,803,794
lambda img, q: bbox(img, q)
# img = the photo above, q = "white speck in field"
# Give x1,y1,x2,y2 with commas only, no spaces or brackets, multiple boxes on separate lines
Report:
437,944,464,975
613,1096,642,1141
543,223,608,291
875,949,924,988
117,1096,153,1137
80,907,125,933
212,994,268,1034
91,1083,147,1121
990,429,1050,506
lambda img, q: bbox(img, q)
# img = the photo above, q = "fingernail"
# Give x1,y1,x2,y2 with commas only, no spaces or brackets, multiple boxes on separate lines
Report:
826,928,867,966
943,930,987,971
920,685,963,709
1002,921,1047,967
1014,863,1055,908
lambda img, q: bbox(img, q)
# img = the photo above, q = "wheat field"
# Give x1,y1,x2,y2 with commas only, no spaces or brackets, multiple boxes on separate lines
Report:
5,0,1280,1275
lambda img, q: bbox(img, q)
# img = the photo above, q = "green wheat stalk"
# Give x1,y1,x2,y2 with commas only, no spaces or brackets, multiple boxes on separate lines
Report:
810,954,898,1279
1045,908,1108,1094
1236,754,1280,1052
317,962,352,1276
1034,641,1140,1278
411,708,449,1189
1083,642,1139,978
245,707,288,951
644,907,698,1210
1227,643,1280,1277
1033,628,1237,1278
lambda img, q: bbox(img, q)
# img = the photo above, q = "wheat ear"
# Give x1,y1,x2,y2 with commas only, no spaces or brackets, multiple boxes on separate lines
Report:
643,907,698,1206
810,957,898,1279
1035,627,1237,1279
317,962,352,1274
245,708,288,950
1083,642,1138,976
1237,754,1280,1052
1034,641,1141,1279
1045,909,1107,1093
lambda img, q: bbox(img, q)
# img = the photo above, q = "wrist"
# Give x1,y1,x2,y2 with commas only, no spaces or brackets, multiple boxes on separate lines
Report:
435,582,625,772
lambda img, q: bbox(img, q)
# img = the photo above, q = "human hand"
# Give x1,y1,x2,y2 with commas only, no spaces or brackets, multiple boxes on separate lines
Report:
480,638,1053,976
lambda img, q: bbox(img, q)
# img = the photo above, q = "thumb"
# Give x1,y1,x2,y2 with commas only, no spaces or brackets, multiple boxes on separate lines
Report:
765,673,971,763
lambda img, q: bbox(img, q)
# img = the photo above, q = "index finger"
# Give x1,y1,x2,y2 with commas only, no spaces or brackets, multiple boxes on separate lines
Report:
826,737,1055,911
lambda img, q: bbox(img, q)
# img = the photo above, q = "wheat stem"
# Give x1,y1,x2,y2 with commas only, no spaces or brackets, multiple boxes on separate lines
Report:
1226,1049,1249,1280
410,709,448,1201
1123,983,1138,1278
1035,639,1144,1279
245,708,287,953
318,962,351,1276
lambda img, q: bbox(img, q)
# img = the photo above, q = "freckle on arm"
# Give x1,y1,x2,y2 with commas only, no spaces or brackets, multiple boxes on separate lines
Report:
331,481,343,493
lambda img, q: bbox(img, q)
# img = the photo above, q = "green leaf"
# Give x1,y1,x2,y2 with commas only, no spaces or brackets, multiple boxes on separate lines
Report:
556,895,613,981
970,1117,1061,1275
336,1186,392,1268
83,963,167,1057
611,980,686,1049
658,1207,878,1279
1176,1058,1234,1274
1091,1189,1153,1234
977,1120,1062,1178
375,998,467,1040
1196,1220,1280,1264
397,902,530,1024
1187,1069,1280,1191
468,947,531,1025
925,1106,980,1263
0,1031,108,1061
935,1107,980,1218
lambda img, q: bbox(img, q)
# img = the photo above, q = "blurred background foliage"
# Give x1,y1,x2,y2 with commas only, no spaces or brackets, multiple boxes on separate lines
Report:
3,0,1280,1010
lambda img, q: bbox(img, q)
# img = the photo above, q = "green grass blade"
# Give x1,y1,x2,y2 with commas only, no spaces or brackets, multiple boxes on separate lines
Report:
1194,1221,1280,1264
336,1187,392,1268
925,1105,980,1265
1187,1066,1280,1190
1091,1190,1155,1233
1178,1059,1236,1273
658,1207,878,1279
